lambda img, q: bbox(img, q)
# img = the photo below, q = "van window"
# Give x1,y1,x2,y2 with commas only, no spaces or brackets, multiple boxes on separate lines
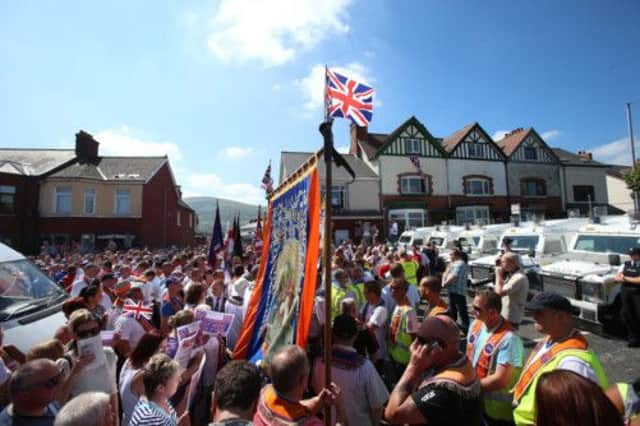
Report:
414,238,423,246
543,238,564,254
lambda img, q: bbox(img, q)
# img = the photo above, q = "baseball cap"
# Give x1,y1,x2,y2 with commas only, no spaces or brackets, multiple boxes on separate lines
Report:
629,247,640,256
526,292,573,313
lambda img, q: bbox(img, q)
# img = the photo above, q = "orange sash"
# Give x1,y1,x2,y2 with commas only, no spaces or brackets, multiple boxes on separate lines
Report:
256,385,312,426
466,318,514,379
512,331,588,401
428,300,448,317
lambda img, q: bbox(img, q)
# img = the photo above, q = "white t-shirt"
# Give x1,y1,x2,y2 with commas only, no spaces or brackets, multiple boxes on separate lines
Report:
114,315,146,350
230,277,250,299
312,345,389,426
100,293,113,312
69,347,118,397
364,303,388,361
150,277,164,303
70,278,88,297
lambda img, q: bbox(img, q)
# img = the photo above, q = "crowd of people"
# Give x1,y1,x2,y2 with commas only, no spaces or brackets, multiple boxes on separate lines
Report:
0,236,637,426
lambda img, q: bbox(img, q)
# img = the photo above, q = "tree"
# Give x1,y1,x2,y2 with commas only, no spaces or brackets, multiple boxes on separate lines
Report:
623,167,640,215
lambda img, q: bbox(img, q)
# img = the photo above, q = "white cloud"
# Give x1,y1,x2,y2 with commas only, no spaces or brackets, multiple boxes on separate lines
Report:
492,130,509,141
94,126,182,161
296,62,379,116
336,145,350,154
540,129,562,141
592,136,637,166
224,146,253,158
207,0,352,67
183,173,265,205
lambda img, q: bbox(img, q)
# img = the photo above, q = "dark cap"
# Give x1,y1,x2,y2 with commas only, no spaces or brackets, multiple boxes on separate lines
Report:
502,237,514,246
526,292,573,313
629,247,640,256
332,314,358,339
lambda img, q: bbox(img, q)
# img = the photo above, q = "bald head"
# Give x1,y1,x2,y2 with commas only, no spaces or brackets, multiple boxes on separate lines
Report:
269,345,308,395
416,316,460,352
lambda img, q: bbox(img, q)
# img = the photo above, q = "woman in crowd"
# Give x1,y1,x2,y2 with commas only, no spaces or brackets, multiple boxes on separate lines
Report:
120,332,166,425
183,284,209,311
129,354,189,426
535,370,623,426
79,283,107,326
66,308,119,425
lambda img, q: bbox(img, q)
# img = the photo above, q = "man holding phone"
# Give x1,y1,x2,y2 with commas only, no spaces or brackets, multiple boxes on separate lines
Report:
385,316,482,425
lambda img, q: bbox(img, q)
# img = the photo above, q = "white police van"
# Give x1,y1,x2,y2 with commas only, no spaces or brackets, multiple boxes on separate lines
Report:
0,243,67,352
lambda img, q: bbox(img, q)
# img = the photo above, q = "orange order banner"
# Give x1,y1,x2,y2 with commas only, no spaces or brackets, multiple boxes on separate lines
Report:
233,167,321,362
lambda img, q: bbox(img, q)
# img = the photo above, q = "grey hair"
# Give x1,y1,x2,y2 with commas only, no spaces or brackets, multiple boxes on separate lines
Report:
54,392,110,426
9,359,55,395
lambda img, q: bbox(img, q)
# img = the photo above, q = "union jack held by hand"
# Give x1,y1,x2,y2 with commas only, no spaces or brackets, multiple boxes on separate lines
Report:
325,67,374,126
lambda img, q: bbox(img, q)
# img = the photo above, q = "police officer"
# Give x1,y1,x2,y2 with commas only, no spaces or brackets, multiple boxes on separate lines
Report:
615,247,640,348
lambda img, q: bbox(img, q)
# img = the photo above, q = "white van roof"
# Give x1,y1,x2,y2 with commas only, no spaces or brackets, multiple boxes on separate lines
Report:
0,243,25,263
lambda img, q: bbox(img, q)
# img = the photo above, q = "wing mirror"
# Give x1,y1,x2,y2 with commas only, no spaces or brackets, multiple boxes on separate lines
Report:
609,254,621,266
528,249,535,258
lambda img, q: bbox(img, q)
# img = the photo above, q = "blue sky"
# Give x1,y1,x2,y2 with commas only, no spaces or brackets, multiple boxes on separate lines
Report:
1,0,639,205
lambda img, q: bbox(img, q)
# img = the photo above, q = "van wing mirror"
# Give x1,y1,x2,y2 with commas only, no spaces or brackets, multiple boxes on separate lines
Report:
528,248,535,258
609,254,621,266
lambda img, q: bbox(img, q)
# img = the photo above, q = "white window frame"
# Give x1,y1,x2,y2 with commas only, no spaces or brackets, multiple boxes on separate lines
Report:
400,176,426,194
404,138,421,154
114,189,130,216
456,205,490,225
83,188,96,215
389,208,426,231
465,178,491,196
54,186,72,215
328,186,347,209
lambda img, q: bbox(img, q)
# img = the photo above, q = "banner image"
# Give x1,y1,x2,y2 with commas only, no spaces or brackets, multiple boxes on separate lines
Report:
233,167,321,363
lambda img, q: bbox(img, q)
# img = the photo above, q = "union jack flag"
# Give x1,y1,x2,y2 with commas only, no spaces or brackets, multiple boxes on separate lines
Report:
325,68,374,126
261,162,273,193
409,155,422,174
123,301,153,320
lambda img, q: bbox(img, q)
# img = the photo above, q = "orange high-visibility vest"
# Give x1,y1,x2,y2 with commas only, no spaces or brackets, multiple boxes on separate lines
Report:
466,318,515,379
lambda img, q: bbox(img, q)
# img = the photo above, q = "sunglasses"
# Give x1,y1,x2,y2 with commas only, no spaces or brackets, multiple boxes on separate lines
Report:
76,326,100,339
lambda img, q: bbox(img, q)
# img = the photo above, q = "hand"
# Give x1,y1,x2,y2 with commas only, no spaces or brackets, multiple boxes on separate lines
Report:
177,412,191,426
615,272,625,283
408,339,441,372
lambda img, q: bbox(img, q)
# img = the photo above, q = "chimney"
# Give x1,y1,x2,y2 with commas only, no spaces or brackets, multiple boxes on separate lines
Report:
577,150,593,161
75,130,100,163
349,123,368,156
176,185,182,199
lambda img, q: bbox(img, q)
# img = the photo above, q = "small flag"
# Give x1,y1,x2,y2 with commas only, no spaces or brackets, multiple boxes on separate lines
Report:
208,201,224,266
410,155,422,174
261,162,274,193
123,301,153,320
325,67,374,126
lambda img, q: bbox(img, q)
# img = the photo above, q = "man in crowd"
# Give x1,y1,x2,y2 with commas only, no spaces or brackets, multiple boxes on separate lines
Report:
512,292,609,425
399,249,419,287
211,361,261,426
0,359,63,426
615,247,640,347
385,316,483,425
312,314,389,425
70,263,99,297
229,265,249,301
254,345,346,426
467,290,524,425
54,392,114,426
494,252,529,329
416,275,448,321
160,276,184,334
361,280,389,370
442,248,470,334
330,269,358,320
388,279,418,383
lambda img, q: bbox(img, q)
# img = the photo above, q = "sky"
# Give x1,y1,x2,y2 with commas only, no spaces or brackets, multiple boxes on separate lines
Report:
1,0,639,206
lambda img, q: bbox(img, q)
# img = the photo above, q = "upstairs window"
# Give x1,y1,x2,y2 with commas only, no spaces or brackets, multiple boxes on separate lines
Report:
55,187,72,214
524,146,538,160
83,188,96,215
464,177,492,196
330,186,347,209
404,138,421,154
573,185,595,202
400,176,426,194
115,189,130,215
467,142,483,158
521,178,546,196
0,186,16,214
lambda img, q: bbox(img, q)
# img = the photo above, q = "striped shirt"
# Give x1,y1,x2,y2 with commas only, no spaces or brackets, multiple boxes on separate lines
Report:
129,399,177,426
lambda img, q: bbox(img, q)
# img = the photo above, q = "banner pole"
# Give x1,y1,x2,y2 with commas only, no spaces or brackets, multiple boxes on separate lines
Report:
319,119,333,426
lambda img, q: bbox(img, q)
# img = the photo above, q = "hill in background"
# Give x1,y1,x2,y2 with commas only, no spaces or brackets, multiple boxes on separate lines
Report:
185,196,263,234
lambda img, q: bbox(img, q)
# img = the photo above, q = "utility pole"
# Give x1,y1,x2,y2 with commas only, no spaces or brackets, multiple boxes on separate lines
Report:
626,102,639,217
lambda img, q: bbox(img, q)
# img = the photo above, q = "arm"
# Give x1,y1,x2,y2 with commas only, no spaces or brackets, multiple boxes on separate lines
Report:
480,363,514,392
494,267,506,295
621,274,640,285
110,392,120,426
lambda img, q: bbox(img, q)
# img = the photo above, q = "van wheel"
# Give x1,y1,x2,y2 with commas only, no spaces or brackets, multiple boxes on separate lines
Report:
600,296,626,338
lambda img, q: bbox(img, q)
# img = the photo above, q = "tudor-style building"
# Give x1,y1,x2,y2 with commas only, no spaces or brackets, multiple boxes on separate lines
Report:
441,122,509,224
497,127,563,218
350,116,449,233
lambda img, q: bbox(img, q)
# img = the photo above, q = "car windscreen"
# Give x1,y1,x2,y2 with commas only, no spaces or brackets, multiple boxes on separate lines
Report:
573,234,640,255
0,259,65,314
502,235,539,252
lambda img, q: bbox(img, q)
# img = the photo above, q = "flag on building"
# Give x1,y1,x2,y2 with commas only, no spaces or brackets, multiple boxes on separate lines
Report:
409,155,422,174
253,205,263,250
207,201,224,266
261,162,274,194
325,67,375,126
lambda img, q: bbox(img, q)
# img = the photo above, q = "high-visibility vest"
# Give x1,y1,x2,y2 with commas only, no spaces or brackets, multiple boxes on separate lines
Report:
466,319,520,422
389,305,414,365
512,332,608,426
330,283,351,320
401,260,419,285
616,382,640,422
347,282,365,310
427,299,448,317
255,385,315,425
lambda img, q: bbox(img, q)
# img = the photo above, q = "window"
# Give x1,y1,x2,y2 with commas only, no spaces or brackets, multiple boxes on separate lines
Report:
329,186,347,209
467,143,482,157
55,187,72,214
83,188,96,215
521,179,546,196
573,185,595,202
404,138,421,154
400,176,426,194
389,209,425,232
574,234,640,254
115,189,130,215
0,186,16,214
456,205,490,225
189,213,193,229
464,177,492,195
177,211,181,226
524,146,538,161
